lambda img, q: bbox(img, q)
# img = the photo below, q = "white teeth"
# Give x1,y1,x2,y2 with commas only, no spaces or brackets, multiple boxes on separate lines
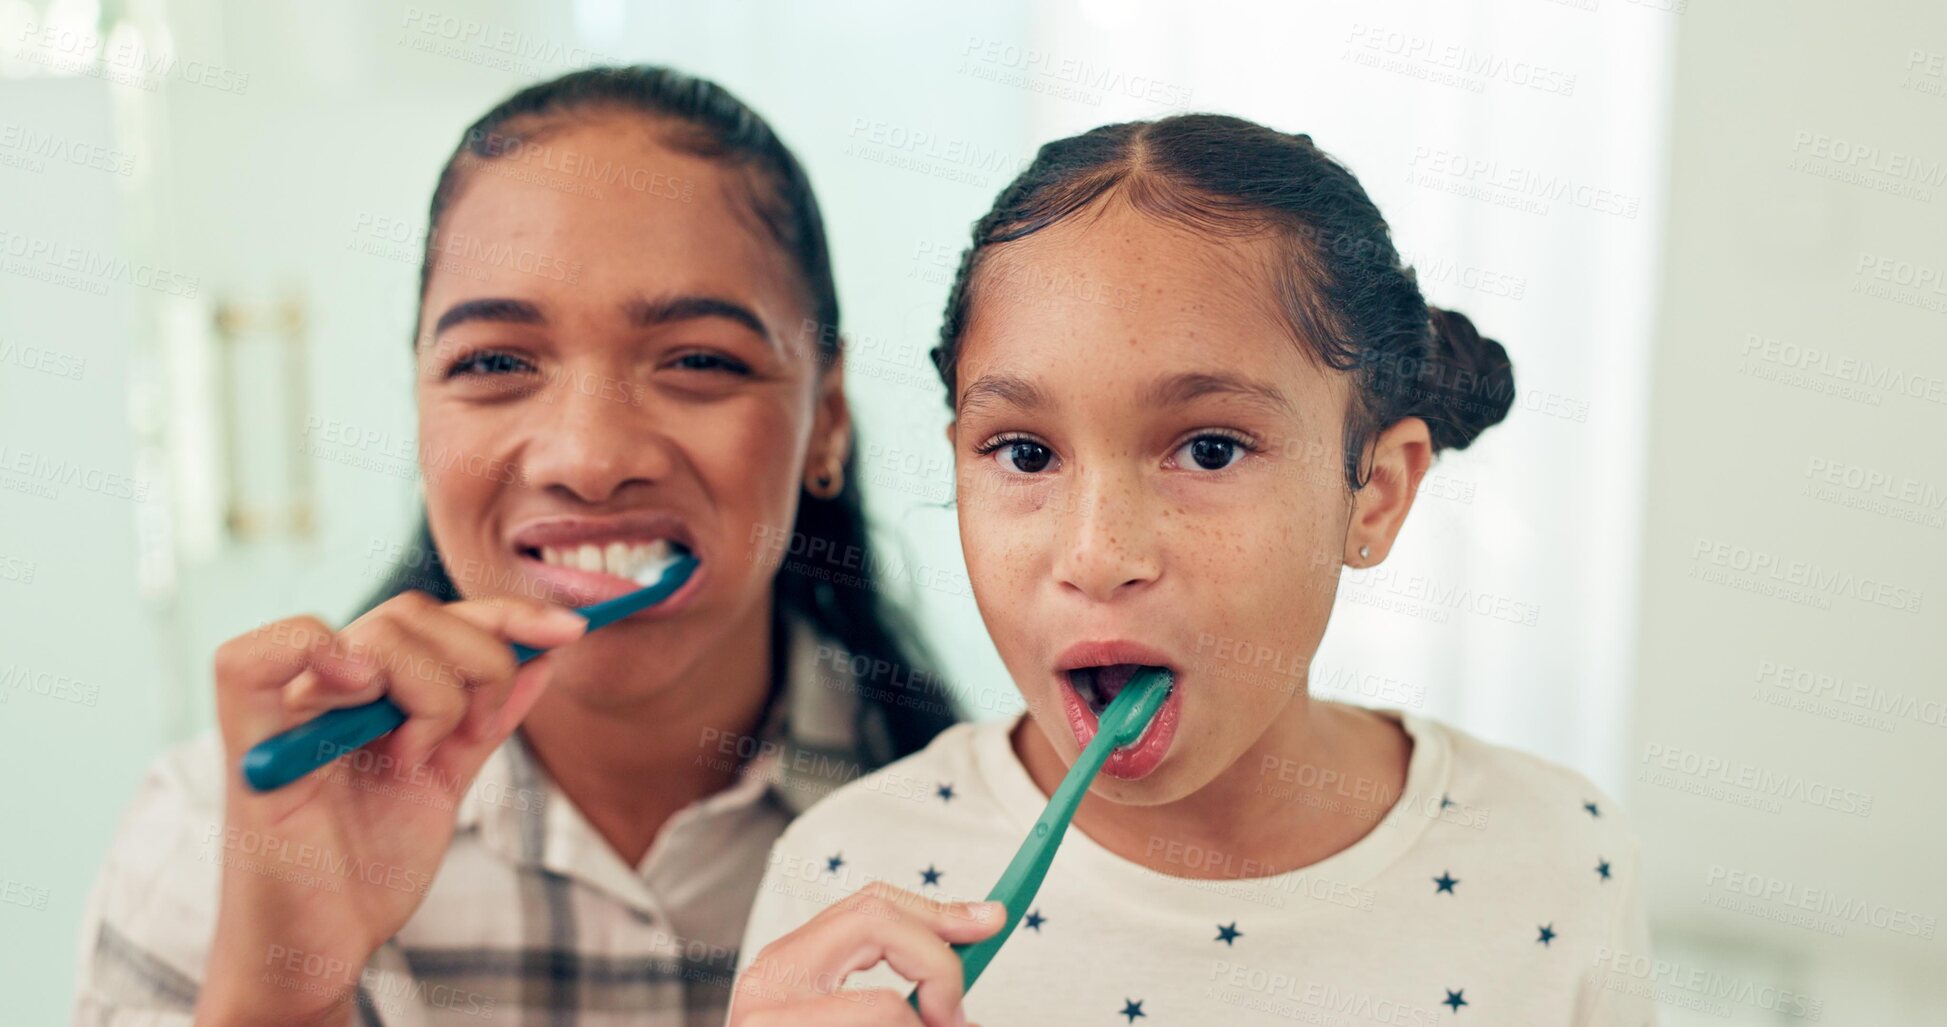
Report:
534,538,676,581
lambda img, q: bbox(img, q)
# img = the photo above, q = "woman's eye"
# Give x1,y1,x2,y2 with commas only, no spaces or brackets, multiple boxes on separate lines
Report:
446,350,533,378
1175,434,1245,471
994,439,1055,474
671,351,751,375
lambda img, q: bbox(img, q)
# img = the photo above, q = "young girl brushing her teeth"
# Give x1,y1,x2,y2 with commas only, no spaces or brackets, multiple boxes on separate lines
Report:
730,114,1655,1026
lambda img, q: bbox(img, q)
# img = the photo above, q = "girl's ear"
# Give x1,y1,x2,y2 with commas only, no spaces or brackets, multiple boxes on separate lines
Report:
1345,417,1433,566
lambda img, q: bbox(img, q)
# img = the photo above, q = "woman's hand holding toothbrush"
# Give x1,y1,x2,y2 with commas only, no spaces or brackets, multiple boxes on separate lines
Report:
194,592,585,1026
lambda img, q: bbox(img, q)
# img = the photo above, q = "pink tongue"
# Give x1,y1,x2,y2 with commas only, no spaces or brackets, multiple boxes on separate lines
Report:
1095,664,1142,702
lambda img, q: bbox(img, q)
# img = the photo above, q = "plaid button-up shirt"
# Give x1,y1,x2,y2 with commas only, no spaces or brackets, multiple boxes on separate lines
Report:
73,615,892,1026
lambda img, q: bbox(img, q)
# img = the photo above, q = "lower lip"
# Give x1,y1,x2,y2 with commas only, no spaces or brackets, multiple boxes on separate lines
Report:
513,550,706,616
1058,671,1182,780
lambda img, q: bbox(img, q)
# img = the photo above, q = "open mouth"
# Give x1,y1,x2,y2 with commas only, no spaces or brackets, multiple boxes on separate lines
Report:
507,514,701,608
1053,645,1184,780
1066,663,1164,717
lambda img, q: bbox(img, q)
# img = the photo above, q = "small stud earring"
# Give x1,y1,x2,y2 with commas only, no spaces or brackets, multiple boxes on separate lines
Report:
806,456,845,500
1358,545,1371,561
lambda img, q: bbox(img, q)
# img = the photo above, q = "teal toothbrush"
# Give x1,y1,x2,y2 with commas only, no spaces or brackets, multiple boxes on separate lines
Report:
240,542,697,792
911,667,1173,1010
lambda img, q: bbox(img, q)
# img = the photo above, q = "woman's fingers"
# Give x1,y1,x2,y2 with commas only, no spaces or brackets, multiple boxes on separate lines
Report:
211,615,341,750
441,598,585,742
263,592,585,773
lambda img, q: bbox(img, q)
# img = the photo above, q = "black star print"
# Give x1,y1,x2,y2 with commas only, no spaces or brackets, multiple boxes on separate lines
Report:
1584,800,1601,817
1595,858,1612,881
825,853,844,873
1024,909,1046,932
920,864,942,886
1443,988,1468,1012
937,782,956,802
1215,922,1243,945
1537,923,1556,946
1439,793,1456,811
1119,998,1146,1022
1433,870,1460,894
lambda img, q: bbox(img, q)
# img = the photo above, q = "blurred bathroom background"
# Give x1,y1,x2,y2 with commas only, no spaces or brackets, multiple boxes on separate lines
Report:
2,0,1941,1020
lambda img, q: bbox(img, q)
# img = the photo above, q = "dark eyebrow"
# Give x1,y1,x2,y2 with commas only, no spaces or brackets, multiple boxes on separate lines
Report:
1141,371,1294,416
957,371,1051,417
433,297,545,337
625,294,777,350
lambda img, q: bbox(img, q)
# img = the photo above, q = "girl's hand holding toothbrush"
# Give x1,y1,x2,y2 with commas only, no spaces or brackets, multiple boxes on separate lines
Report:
731,881,1004,1027
195,592,586,1026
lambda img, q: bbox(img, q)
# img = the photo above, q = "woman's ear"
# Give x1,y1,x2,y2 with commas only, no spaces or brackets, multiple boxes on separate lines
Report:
1345,416,1433,566
812,348,851,462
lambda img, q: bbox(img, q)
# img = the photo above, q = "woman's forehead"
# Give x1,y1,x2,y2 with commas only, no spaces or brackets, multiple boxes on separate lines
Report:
425,128,806,326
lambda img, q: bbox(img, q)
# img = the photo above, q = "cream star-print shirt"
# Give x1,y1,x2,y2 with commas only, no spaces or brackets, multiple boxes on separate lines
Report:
739,709,1660,1025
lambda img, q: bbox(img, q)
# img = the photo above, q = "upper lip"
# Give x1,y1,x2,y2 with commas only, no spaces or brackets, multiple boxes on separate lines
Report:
1054,639,1176,673
507,511,698,557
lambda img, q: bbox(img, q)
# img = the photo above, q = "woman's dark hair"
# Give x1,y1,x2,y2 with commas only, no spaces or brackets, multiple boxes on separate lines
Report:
931,113,1515,488
365,66,956,764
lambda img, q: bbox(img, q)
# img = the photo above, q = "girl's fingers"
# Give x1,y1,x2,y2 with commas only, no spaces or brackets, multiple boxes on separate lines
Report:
782,885,1000,1027
737,989,922,1027
838,884,1005,945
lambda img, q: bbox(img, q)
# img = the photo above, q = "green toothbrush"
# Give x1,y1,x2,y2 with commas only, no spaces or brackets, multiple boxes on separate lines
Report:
910,667,1174,1011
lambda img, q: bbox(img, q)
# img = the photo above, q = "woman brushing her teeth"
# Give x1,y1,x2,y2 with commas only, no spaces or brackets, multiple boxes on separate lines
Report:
75,67,955,1026
732,115,1656,1025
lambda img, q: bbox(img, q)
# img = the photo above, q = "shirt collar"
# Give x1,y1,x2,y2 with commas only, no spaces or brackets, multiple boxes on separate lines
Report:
453,610,875,864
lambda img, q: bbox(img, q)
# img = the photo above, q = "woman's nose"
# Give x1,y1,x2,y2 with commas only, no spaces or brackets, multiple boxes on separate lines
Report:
516,371,676,503
1052,469,1162,603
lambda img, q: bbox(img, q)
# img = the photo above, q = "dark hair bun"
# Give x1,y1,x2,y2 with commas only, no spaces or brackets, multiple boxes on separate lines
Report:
1420,307,1515,451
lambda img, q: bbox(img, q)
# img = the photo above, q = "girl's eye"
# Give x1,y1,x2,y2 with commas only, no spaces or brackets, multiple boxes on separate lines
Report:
446,349,533,378
982,437,1056,474
1174,433,1248,471
670,351,751,375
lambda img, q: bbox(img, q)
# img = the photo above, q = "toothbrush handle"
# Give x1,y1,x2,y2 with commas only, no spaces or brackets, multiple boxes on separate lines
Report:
241,554,698,792
907,719,1119,1010
239,698,408,792
952,741,1112,986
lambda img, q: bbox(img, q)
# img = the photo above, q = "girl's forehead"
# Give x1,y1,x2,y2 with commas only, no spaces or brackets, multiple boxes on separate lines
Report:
971,202,1297,345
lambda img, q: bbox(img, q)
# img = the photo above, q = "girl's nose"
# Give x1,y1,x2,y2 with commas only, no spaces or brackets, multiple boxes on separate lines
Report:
516,370,676,503
1052,469,1162,603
